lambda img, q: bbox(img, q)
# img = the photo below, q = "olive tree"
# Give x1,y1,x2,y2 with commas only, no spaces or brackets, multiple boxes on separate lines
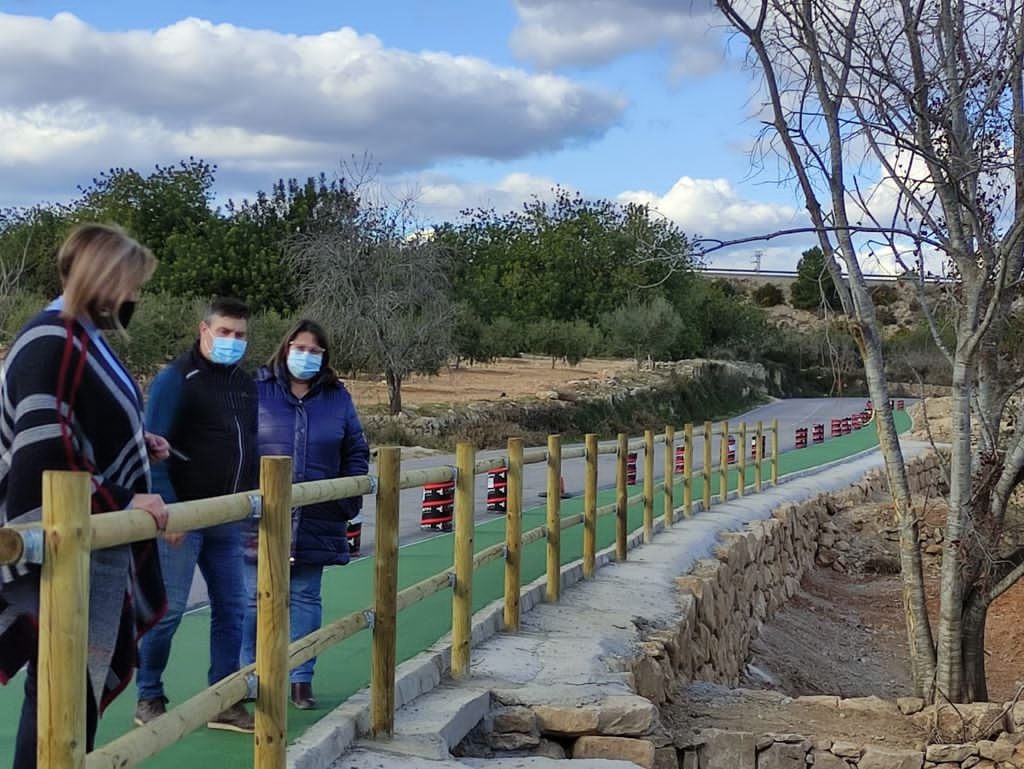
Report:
287,195,454,415
717,0,1024,701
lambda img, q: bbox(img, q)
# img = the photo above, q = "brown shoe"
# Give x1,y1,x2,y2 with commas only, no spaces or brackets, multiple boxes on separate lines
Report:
133,696,167,726
207,702,255,733
290,682,317,710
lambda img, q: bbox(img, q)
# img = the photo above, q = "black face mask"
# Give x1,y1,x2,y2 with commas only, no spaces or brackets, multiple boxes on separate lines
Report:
90,300,136,330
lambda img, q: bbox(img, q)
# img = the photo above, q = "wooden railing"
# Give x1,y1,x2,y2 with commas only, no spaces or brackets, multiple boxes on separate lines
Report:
0,418,779,769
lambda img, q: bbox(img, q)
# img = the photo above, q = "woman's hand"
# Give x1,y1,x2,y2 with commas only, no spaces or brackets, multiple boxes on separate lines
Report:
144,432,171,462
131,492,169,534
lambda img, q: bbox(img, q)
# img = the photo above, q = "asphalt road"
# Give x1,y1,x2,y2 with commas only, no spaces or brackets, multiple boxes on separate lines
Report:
185,396,879,605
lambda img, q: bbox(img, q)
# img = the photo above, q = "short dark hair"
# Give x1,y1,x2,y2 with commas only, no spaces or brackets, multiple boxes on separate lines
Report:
269,318,338,389
204,296,250,323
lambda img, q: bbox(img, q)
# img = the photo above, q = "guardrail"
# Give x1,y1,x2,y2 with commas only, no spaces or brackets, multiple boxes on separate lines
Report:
0,418,780,769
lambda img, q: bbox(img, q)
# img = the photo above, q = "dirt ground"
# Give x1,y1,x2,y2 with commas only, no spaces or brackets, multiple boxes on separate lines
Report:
661,484,1024,748
342,354,637,411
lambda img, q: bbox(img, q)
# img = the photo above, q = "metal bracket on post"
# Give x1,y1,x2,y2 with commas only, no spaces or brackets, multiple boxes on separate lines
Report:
502,544,509,560
367,475,379,495
22,527,45,565
245,672,258,701
447,465,459,484
362,608,376,629
447,571,457,588
248,494,263,520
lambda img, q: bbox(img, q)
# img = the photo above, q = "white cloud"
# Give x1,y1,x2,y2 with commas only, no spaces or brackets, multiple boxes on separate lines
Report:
0,12,625,205
618,176,800,239
510,0,723,74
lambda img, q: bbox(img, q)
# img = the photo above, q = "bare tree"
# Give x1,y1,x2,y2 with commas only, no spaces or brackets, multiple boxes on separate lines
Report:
716,0,1024,702
288,189,455,415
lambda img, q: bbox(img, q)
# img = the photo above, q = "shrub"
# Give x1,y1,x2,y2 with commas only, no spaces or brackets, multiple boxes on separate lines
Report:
752,283,785,307
870,284,900,306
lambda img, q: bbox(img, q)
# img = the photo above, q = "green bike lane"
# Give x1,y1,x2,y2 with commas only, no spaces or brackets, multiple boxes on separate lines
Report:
0,411,910,767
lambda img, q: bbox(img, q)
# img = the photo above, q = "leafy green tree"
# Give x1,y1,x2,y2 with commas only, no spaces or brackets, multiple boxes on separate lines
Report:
790,246,841,312
288,198,454,414
524,318,598,367
601,295,684,369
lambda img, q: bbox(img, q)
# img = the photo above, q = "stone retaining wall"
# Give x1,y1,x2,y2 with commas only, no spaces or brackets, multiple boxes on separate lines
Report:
627,452,945,701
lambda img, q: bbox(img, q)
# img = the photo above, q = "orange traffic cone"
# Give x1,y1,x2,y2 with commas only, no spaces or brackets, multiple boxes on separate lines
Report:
539,476,572,499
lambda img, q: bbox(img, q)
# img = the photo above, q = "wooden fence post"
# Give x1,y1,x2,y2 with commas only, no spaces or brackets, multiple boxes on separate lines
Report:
616,432,628,560
663,425,675,527
451,442,475,678
643,429,654,543
545,435,561,603
255,455,293,769
738,422,747,498
38,470,91,769
702,421,713,512
755,421,764,492
683,423,694,517
371,447,400,737
719,420,729,503
504,438,524,630
771,418,780,486
583,433,598,579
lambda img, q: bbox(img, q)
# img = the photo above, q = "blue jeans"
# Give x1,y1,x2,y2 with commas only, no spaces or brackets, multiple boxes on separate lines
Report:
240,560,323,684
136,522,245,701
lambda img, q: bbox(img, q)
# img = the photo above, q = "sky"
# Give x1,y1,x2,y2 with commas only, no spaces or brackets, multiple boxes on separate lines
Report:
0,0,827,270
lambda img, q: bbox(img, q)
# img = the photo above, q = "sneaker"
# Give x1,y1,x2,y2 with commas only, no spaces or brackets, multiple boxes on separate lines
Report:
133,696,168,727
207,702,255,733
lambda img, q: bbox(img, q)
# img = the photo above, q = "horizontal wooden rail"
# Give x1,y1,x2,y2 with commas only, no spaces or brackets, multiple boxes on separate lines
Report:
399,465,455,490
559,512,585,530
473,541,506,571
474,456,509,474
396,571,453,613
292,475,375,506
285,607,371,670
87,664,251,769
91,491,257,550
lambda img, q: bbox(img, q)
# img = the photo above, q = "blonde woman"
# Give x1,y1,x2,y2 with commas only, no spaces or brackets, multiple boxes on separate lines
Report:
0,224,169,769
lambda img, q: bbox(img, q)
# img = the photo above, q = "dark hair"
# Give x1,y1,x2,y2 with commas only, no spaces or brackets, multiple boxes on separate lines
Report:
204,296,250,322
269,318,338,388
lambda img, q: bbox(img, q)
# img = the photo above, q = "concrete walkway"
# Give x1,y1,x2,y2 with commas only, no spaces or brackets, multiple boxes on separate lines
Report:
286,439,933,769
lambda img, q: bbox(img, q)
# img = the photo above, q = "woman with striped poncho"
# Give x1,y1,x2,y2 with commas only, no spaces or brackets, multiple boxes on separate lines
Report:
0,224,171,769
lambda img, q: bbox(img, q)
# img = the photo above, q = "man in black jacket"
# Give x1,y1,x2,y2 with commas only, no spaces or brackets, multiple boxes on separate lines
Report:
134,297,257,732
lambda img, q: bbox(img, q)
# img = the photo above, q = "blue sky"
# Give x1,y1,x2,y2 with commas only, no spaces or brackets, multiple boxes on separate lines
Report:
0,0,817,269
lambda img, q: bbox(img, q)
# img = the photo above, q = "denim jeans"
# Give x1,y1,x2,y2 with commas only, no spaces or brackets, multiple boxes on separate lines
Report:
136,522,245,701
240,560,324,684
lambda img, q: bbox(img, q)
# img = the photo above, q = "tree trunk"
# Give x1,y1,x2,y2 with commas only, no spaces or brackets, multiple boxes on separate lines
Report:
856,326,936,697
386,369,403,415
961,590,989,703
935,359,973,702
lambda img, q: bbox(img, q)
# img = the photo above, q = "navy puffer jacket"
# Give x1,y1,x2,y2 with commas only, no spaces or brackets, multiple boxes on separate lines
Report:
247,365,370,566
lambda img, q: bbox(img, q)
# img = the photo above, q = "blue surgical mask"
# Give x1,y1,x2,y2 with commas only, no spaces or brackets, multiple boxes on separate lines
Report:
287,350,323,381
210,337,247,365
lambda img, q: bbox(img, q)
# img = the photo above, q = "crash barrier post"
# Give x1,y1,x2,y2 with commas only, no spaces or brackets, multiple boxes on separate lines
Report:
812,423,825,443
421,480,454,531
897,399,905,410
626,451,638,486
486,466,508,514
795,427,808,449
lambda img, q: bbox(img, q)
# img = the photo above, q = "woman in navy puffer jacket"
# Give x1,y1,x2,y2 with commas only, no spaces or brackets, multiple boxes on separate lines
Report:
240,319,370,710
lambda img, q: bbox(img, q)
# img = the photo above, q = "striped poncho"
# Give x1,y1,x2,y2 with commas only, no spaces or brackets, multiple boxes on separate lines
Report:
0,309,166,711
